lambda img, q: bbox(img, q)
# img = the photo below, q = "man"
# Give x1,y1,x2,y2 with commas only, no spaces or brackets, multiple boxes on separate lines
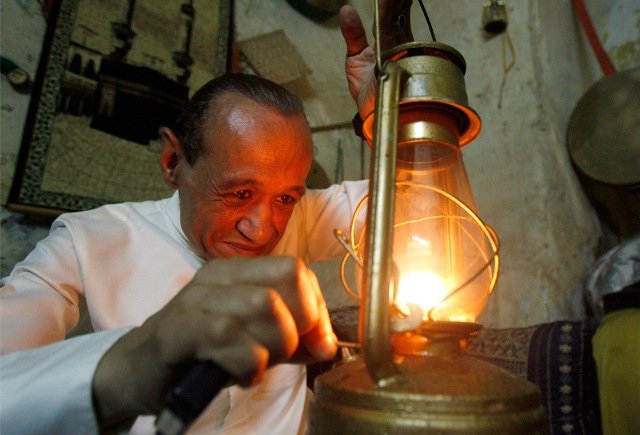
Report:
0,2,414,434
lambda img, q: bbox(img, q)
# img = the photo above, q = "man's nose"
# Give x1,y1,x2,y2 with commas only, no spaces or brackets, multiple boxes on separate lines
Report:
236,202,276,244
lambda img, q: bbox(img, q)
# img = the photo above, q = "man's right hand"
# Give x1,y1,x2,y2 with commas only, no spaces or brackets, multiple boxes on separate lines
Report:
92,256,336,431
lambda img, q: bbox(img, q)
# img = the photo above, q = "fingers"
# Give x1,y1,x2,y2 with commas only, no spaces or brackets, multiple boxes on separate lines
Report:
197,257,321,336
174,256,335,365
188,284,300,365
295,296,337,363
339,5,369,57
235,257,337,362
157,280,299,366
295,266,337,362
341,1,416,118
192,313,273,387
341,0,414,53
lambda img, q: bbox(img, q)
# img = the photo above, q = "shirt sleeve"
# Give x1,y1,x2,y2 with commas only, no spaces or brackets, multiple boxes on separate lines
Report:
1,221,84,354
0,327,132,435
298,180,369,262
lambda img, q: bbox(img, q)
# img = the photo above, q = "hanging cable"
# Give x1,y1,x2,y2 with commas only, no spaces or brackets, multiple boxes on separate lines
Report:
498,28,516,109
417,0,436,41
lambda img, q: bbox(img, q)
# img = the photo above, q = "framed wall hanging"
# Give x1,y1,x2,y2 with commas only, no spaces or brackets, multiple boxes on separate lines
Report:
7,0,232,215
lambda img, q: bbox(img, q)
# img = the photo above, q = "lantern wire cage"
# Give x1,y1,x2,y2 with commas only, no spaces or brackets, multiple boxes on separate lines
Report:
334,183,499,345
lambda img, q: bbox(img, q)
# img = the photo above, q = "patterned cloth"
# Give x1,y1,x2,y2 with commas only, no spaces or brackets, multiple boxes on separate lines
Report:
467,321,602,435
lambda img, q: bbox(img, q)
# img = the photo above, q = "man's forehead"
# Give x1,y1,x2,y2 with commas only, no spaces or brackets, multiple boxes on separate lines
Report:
204,94,310,139
204,91,254,126
205,91,302,130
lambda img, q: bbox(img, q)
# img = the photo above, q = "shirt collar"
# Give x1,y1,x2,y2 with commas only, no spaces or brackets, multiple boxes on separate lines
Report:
164,190,207,263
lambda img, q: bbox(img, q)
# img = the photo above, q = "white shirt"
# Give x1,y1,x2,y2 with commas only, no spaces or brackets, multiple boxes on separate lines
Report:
0,181,367,434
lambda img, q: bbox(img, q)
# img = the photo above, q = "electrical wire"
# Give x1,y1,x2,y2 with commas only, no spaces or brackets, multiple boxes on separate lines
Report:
498,28,516,109
417,0,437,42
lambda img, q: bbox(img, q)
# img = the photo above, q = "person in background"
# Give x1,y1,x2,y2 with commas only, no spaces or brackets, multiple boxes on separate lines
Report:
585,236,639,435
0,1,414,433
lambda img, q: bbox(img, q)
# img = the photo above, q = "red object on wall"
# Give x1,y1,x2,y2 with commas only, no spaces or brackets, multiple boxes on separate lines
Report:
573,0,616,76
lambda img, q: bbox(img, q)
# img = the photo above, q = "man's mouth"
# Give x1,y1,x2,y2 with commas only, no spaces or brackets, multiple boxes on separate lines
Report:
224,242,267,257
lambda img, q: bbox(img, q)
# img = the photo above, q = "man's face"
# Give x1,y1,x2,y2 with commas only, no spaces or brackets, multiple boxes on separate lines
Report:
176,93,313,259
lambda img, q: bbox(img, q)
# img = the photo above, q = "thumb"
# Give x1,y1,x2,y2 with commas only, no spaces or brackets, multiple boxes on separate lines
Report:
339,5,369,57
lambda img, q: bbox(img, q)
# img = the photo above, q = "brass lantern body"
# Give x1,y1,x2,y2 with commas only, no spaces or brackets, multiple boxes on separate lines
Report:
309,42,547,434
309,355,546,434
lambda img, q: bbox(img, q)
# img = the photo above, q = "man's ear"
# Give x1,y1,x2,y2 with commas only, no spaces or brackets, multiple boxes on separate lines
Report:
160,127,184,189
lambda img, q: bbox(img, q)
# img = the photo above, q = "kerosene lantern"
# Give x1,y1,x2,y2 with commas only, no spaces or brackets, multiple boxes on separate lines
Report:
308,2,547,433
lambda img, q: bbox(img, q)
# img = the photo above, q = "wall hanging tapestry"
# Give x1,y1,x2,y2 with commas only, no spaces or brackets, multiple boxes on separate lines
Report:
8,0,232,215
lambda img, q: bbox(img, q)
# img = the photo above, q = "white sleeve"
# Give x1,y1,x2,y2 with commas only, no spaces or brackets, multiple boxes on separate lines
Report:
300,180,369,262
0,327,132,435
1,222,84,354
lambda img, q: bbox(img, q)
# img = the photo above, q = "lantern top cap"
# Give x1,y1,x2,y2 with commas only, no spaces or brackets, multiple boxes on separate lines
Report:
383,41,467,74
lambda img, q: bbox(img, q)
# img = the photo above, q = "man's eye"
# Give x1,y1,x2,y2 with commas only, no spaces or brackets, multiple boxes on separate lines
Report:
280,195,297,205
233,190,251,200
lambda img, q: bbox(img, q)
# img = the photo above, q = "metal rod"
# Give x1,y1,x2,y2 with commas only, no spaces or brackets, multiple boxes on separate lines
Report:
362,60,403,384
374,0,382,72
334,229,363,268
